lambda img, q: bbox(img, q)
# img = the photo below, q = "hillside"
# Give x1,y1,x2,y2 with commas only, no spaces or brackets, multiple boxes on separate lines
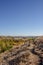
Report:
0,36,43,65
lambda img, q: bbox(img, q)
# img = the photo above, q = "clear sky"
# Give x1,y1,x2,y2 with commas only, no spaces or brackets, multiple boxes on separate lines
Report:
0,0,43,36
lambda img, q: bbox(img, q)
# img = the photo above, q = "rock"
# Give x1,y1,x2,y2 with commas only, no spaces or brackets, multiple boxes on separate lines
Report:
0,37,43,65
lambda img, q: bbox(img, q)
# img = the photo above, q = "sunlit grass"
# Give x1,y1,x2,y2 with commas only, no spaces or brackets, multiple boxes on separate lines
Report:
0,38,25,53
0,37,34,53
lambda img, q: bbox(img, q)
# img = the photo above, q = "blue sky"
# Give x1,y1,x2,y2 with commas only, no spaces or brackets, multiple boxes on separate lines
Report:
0,0,43,36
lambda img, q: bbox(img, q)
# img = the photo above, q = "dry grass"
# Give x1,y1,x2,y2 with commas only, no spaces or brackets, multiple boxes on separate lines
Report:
0,36,34,53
